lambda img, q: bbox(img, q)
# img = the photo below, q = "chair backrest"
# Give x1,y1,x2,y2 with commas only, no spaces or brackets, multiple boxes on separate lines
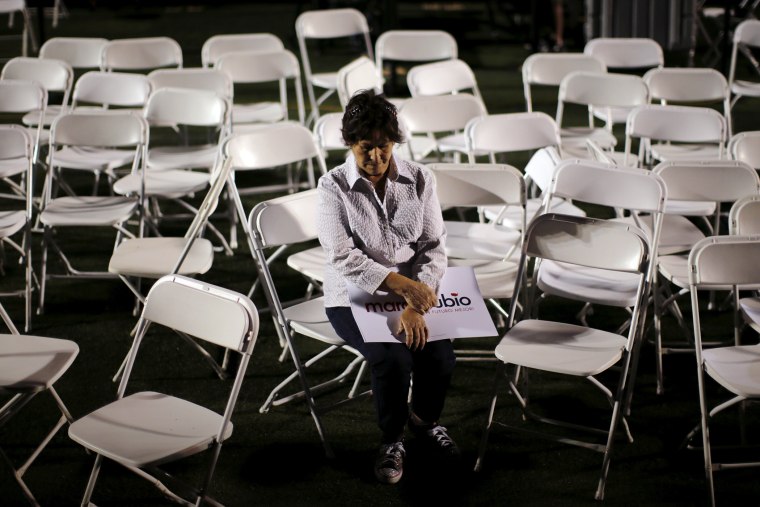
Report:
39,37,108,70
0,124,34,214
557,71,649,128
102,37,183,72
201,32,284,68
144,87,230,129
141,275,259,354
296,8,373,77
653,160,760,203
584,37,664,70
465,112,561,163
215,49,304,123
730,195,760,235
313,112,346,153
729,130,760,169
688,236,760,288
522,53,606,112
1,56,73,104
336,56,383,107
729,19,760,87
406,58,482,100
643,67,729,104
375,29,457,69
398,93,486,135
148,68,233,100
249,188,320,248
72,71,152,108
50,110,148,149
428,162,525,208
0,78,46,114
223,122,325,171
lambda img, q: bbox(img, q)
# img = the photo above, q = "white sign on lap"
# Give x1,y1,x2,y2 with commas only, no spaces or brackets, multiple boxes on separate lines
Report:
348,266,498,343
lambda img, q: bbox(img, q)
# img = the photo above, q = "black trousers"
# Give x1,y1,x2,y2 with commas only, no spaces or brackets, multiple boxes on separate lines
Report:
326,306,456,444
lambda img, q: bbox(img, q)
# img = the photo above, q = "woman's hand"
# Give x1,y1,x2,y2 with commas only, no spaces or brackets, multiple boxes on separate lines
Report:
384,272,437,313
396,307,429,350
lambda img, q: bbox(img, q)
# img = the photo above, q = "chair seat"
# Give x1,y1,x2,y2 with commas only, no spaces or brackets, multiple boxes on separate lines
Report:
537,259,642,307
52,146,137,173
444,221,521,260
703,345,760,398
483,197,586,231
0,156,28,178
731,80,760,98
495,319,626,376
40,196,137,226
622,214,704,255
739,297,760,331
22,106,63,128
448,257,518,300
310,72,337,90
287,246,326,283
147,145,219,172
68,391,231,468
0,334,79,392
560,127,617,150
283,297,345,346
650,143,722,163
108,237,214,278
232,102,284,124
658,253,689,287
0,210,26,238
664,199,716,217
113,170,210,198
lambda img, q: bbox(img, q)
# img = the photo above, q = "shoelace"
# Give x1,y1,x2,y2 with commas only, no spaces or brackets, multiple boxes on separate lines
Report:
379,442,405,467
428,425,455,448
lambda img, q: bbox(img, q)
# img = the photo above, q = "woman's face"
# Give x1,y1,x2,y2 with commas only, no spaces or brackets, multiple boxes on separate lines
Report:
351,130,395,183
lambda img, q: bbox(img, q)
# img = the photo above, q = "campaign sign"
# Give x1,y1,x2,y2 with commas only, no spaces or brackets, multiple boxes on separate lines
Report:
348,266,498,343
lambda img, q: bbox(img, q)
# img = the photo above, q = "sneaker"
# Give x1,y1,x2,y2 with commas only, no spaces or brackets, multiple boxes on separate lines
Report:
410,423,461,459
374,440,405,484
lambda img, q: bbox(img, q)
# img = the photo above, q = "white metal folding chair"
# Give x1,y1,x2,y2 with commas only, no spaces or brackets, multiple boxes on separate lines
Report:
0,300,78,505
200,32,283,68
0,126,34,331
68,274,260,506
556,71,649,158
0,0,37,56
428,162,525,326
730,195,760,334
521,52,606,113
248,189,370,459
644,67,732,137
335,55,384,108
685,236,760,507
728,19,760,113
652,160,760,394
101,36,183,73
38,36,108,71
474,213,652,501
464,112,584,229
406,58,483,102
296,8,373,126
398,93,486,163
1,56,73,130
38,111,148,314
215,48,305,128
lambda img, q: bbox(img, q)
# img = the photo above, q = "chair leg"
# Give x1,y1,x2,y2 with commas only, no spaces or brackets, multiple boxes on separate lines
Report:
80,454,104,507
474,363,507,472
0,447,39,506
37,229,49,315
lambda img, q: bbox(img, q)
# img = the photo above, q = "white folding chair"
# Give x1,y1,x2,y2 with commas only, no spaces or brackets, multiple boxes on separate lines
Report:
464,112,584,229
38,112,148,315
556,71,649,158
521,52,606,113
296,8,373,126
215,48,305,128
101,36,183,73
406,58,483,102
730,195,760,334
398,93,486,163
1,56,73,130
201,32,283,68
68,274,260,506
335,55,384,108
38,36,108,71
0,79,45,189
0,0,37,56
685,236,760,507
644,67,732,137
652,160,760,394
625,104,727,168
729,129,760,170
248,189,370,459
474,213,651,501
0,126,34,331
0,300,78,505
375,29,457,95
428,162,525,327
584,37,663,127
728,19,760,113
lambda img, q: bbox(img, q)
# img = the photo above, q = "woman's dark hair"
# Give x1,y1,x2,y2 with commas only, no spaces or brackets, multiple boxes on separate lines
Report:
341,89,405,146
